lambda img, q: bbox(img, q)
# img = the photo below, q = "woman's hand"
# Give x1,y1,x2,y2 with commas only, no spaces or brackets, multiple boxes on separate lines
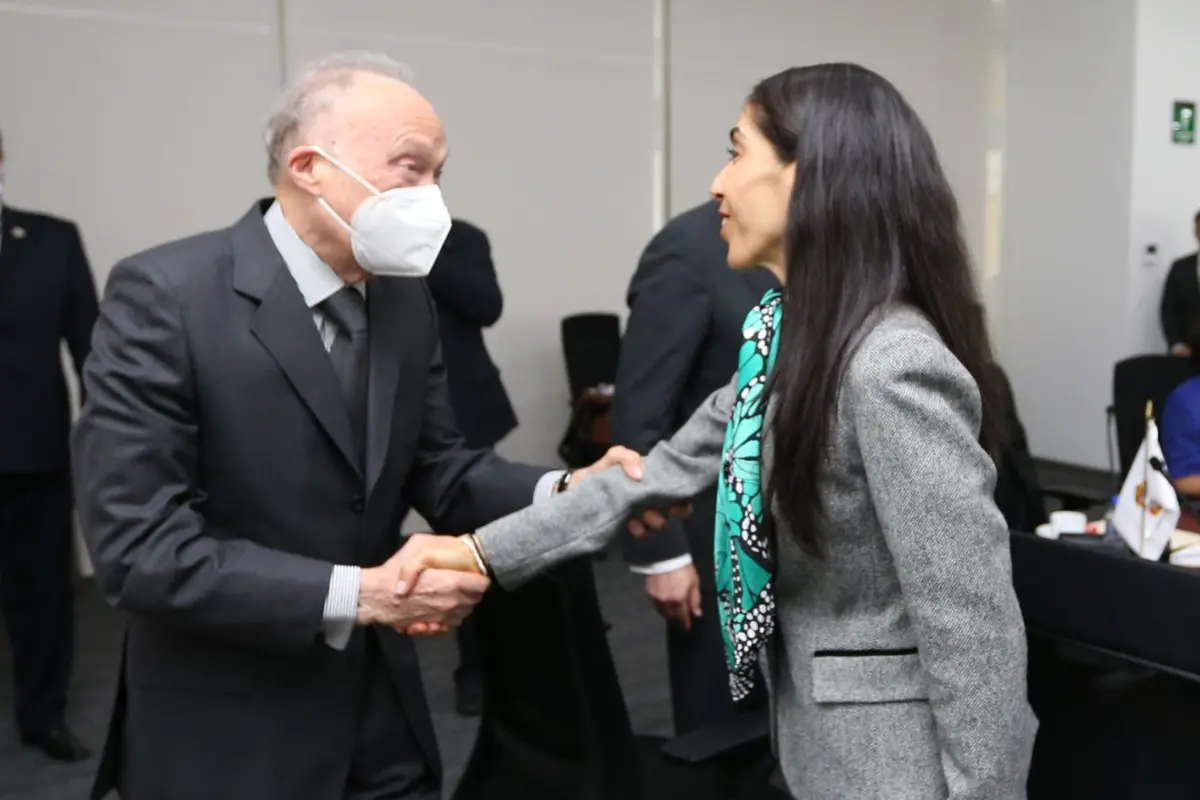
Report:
395,533,479,585
393,534,480,637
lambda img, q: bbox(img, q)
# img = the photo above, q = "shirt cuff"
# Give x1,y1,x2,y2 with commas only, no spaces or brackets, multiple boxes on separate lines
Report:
322,565,361,651
629,554,694,575
534,470,567,503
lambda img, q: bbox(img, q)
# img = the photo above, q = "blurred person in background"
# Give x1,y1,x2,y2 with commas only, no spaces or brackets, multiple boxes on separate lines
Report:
1161,320,1200,497
0,125,97,762
427,218,518,716
1159,209,1200,354
612,199,776,735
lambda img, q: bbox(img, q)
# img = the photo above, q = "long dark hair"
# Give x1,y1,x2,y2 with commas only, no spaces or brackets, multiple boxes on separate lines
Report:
754,63,1005,555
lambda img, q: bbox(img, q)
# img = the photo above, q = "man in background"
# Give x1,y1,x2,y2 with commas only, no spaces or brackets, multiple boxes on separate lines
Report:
611,200,777,734
0,126,97,761
1160,209,1200,354
427,218,519,716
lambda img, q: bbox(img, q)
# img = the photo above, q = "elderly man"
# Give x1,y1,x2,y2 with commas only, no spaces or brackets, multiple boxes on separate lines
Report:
72,52,651,800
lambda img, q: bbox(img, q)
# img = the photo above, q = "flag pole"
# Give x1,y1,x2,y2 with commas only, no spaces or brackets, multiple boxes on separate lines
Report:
1142,400,1153,556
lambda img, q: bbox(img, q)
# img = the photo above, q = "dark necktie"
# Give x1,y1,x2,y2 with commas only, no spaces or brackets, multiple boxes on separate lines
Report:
321,287,369,467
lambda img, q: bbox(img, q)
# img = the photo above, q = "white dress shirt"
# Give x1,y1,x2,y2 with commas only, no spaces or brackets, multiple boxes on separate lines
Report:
262,201,562,650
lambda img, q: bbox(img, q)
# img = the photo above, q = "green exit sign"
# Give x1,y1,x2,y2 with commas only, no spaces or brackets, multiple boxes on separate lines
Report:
1174,101,1196,145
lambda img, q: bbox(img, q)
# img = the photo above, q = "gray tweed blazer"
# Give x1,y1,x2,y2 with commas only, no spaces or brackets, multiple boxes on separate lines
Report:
476,307,1036,799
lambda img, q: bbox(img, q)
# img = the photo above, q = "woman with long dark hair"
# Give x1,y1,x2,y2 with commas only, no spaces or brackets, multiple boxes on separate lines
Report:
399,63,1036,798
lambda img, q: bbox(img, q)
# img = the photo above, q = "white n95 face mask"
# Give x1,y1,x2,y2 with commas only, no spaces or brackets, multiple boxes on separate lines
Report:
310,145,451,278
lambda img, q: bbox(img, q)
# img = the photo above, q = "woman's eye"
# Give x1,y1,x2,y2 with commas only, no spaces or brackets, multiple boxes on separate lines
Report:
726,147,739,161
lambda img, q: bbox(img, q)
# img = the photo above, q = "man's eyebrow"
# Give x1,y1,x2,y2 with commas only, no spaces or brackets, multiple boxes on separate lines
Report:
390,135,433,156
729,126,741,143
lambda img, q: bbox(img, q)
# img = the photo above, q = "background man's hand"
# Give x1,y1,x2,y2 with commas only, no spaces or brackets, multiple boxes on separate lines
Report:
571,445,646,485
1173,343,1192,357
569,446,692,535
645,563,703,631
358,546,488,634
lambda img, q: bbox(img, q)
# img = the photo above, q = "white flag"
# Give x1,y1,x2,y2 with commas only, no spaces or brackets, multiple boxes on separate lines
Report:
1112,418,1181,560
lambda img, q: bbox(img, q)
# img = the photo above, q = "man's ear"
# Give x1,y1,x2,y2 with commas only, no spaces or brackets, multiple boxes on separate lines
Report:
287,147,320,194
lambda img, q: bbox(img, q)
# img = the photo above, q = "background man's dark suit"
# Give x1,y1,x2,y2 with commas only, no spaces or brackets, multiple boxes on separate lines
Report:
611,200,777,733
1161,252,1200,350
427,219,517,451
427,218,519,714
0,204,97,753
71,202,545,799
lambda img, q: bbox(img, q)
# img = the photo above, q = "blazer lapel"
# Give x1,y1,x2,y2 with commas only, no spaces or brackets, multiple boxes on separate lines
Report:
230,203,361,477
364,278,419,496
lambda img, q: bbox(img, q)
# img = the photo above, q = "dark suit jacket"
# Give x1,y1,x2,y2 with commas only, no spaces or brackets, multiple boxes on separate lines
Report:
427,219,518,449
611,201,778,568
1161,252,1200,348
0,205,98,473
70,202,544,800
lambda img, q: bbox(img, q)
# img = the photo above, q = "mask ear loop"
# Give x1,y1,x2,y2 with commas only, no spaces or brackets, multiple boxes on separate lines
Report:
307,144,383,197
306,145,383,240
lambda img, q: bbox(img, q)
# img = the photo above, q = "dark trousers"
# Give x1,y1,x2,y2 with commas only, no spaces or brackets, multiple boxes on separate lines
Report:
346,632,439,800
668,513,767,735
0,469,75,736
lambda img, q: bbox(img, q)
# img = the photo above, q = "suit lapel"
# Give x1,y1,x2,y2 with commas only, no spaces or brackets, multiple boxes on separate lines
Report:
230,204,361,477
365,278,419,496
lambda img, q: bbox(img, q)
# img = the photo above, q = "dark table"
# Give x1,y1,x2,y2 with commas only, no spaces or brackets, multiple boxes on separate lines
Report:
1012,532,1200,798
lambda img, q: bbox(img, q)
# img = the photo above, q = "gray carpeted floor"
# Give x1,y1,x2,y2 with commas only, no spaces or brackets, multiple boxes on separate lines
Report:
0,549,672,799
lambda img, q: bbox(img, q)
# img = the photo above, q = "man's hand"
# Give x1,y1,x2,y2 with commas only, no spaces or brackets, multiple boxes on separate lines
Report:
645,563,703,631
389,534,485,637
358,546,488,634
569,446,692,535
1173,343,1192,357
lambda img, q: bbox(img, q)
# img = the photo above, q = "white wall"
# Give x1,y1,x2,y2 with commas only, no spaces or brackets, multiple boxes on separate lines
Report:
0,0,279,287
997,0,1200,470
14,0,1191,479
1,0,1004,473
998,0,1138,469
1128,0,1200,353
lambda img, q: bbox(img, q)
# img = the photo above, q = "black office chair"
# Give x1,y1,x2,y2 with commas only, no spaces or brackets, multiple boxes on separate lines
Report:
1109,355,1198,478
558,314,622,468
560,314,621,402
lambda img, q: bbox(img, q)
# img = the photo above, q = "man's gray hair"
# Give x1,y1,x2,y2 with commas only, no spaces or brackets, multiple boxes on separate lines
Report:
264,51,411,184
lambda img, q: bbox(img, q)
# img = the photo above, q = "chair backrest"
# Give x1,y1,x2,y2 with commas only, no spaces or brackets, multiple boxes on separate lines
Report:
561,314,621,401
452,557,642,800
1113,355,1198,476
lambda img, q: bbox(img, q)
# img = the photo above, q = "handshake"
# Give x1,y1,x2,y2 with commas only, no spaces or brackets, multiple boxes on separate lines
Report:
355,446,689,637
